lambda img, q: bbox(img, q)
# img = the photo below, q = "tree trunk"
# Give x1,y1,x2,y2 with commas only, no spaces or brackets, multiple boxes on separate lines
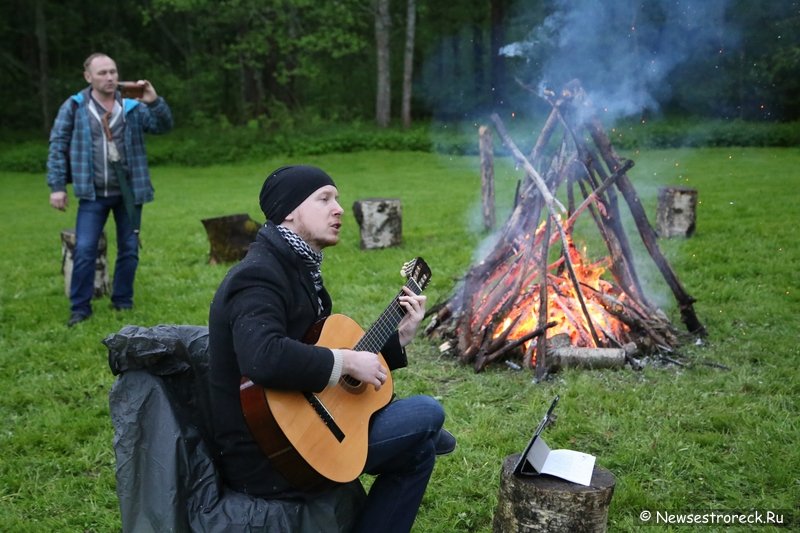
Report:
374,0,391,127
490,0,507,107
472,23,485,102
401,0,416,128
35,0,50,133
237,54,247,123
253,68,266,117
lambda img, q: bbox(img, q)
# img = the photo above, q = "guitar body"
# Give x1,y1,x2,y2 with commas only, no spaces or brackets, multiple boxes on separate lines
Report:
241,314,393,488
240,257,431,490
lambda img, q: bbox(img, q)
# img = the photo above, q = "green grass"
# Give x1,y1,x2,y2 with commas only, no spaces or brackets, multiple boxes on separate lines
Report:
1,148,798,532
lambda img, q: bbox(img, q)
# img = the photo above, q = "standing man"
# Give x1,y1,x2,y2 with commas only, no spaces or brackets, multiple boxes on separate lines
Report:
208,165,455,532
47,52,173,326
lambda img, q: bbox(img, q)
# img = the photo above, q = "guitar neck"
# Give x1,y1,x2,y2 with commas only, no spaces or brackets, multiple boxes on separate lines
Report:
354,278,422,353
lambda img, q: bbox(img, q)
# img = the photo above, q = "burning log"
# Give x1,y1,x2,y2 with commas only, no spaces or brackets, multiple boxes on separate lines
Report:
534,83,651,310
597,296,680,352
534,217,553,378
565,159,634,230
585,116,705,335
426,80,703,374
476,321,558,372
492,114,604,350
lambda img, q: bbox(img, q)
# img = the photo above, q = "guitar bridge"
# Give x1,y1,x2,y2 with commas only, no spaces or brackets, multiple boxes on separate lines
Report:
303,392,346,443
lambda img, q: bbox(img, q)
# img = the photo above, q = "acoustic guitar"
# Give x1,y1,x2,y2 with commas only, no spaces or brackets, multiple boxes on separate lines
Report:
239,257,432,490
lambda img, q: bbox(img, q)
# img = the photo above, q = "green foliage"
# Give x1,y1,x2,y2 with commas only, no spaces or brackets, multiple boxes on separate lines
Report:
1,148,798,531
0,121,484,173
3,0,800,132
6,118,800,175
0,141,48,173
599,117,800,150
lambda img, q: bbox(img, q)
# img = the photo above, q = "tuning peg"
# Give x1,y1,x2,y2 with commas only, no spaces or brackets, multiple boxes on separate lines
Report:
401,259,415,278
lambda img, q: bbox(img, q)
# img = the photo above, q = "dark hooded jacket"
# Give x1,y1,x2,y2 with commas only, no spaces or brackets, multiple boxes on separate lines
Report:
46,86,173,201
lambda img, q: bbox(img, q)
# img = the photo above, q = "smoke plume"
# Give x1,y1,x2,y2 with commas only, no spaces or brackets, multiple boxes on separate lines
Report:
501,0,735,120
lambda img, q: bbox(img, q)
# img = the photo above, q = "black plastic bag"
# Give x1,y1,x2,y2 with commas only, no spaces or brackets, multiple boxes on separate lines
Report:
104,325,364,532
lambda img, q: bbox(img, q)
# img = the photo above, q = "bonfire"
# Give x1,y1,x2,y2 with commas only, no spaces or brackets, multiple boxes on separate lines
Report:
426,81,704,376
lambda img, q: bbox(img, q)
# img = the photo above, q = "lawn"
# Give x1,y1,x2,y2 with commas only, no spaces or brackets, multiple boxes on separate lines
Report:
0,147,797,531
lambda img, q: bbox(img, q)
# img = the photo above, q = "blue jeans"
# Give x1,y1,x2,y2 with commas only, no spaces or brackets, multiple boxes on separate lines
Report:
352,395,445,533
70,196,141,316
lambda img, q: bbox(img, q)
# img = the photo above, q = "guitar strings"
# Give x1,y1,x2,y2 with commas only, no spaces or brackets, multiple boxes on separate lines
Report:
355,279,423,353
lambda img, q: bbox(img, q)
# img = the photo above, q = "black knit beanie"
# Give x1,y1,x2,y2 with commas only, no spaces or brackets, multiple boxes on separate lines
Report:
259,165,337,223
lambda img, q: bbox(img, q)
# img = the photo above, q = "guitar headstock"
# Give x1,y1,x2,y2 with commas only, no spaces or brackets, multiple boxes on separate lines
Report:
401,257,432,292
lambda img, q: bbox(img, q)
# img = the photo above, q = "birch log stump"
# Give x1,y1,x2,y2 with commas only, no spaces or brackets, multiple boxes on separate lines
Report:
493,454,615,533
547,347,627,372
61,229,109,298
656,187,698,238
201,214,260,264
352,198,402,249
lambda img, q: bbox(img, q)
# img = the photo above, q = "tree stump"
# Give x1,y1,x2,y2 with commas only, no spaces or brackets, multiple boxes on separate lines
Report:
656,186,698,238
61,229,109,298
200,214,260,264
493,454,615,533
352,198,402,250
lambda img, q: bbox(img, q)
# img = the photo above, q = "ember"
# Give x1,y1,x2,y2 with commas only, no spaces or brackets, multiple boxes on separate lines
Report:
426,80,704,375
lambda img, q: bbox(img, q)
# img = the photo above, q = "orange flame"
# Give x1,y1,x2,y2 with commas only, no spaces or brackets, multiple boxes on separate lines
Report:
491,223,629,356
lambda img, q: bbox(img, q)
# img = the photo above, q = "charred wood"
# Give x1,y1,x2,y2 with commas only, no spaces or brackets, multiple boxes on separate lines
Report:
491,113,567,216
478,321,559,372
586,117,706,335
479,125,496,231
426,80,702,373
535,216,552,377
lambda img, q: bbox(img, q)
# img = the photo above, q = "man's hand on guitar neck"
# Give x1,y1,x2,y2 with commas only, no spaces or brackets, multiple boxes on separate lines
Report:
397,286,427,347
327,287,426,392
339,349,390,391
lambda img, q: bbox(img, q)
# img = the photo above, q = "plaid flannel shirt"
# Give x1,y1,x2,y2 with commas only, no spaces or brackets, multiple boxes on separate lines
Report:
46,87,173,203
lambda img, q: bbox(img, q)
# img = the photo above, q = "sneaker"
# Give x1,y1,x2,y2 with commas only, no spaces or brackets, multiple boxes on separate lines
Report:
67,313,90,327
111,304,133,312
435,429,457,456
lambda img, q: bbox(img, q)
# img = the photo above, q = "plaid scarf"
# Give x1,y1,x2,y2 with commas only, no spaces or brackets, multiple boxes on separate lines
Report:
275,225,324,312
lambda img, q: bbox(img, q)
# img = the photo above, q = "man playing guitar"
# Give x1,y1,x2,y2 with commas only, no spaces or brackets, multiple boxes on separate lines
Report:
208,165,454,532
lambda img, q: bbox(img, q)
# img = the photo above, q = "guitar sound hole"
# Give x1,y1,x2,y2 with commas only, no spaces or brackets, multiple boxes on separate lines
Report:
340,375,364,392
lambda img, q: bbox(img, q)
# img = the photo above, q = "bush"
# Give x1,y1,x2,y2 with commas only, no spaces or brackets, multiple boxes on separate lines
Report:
610,117,800,149
0,141,48,173
3,117,800,172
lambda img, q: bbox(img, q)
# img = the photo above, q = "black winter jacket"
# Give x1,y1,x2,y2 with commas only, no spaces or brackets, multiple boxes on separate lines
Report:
208,222,405,496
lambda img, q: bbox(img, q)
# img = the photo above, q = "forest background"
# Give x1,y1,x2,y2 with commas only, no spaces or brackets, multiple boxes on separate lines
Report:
1,1,799,531
1,0,799,146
